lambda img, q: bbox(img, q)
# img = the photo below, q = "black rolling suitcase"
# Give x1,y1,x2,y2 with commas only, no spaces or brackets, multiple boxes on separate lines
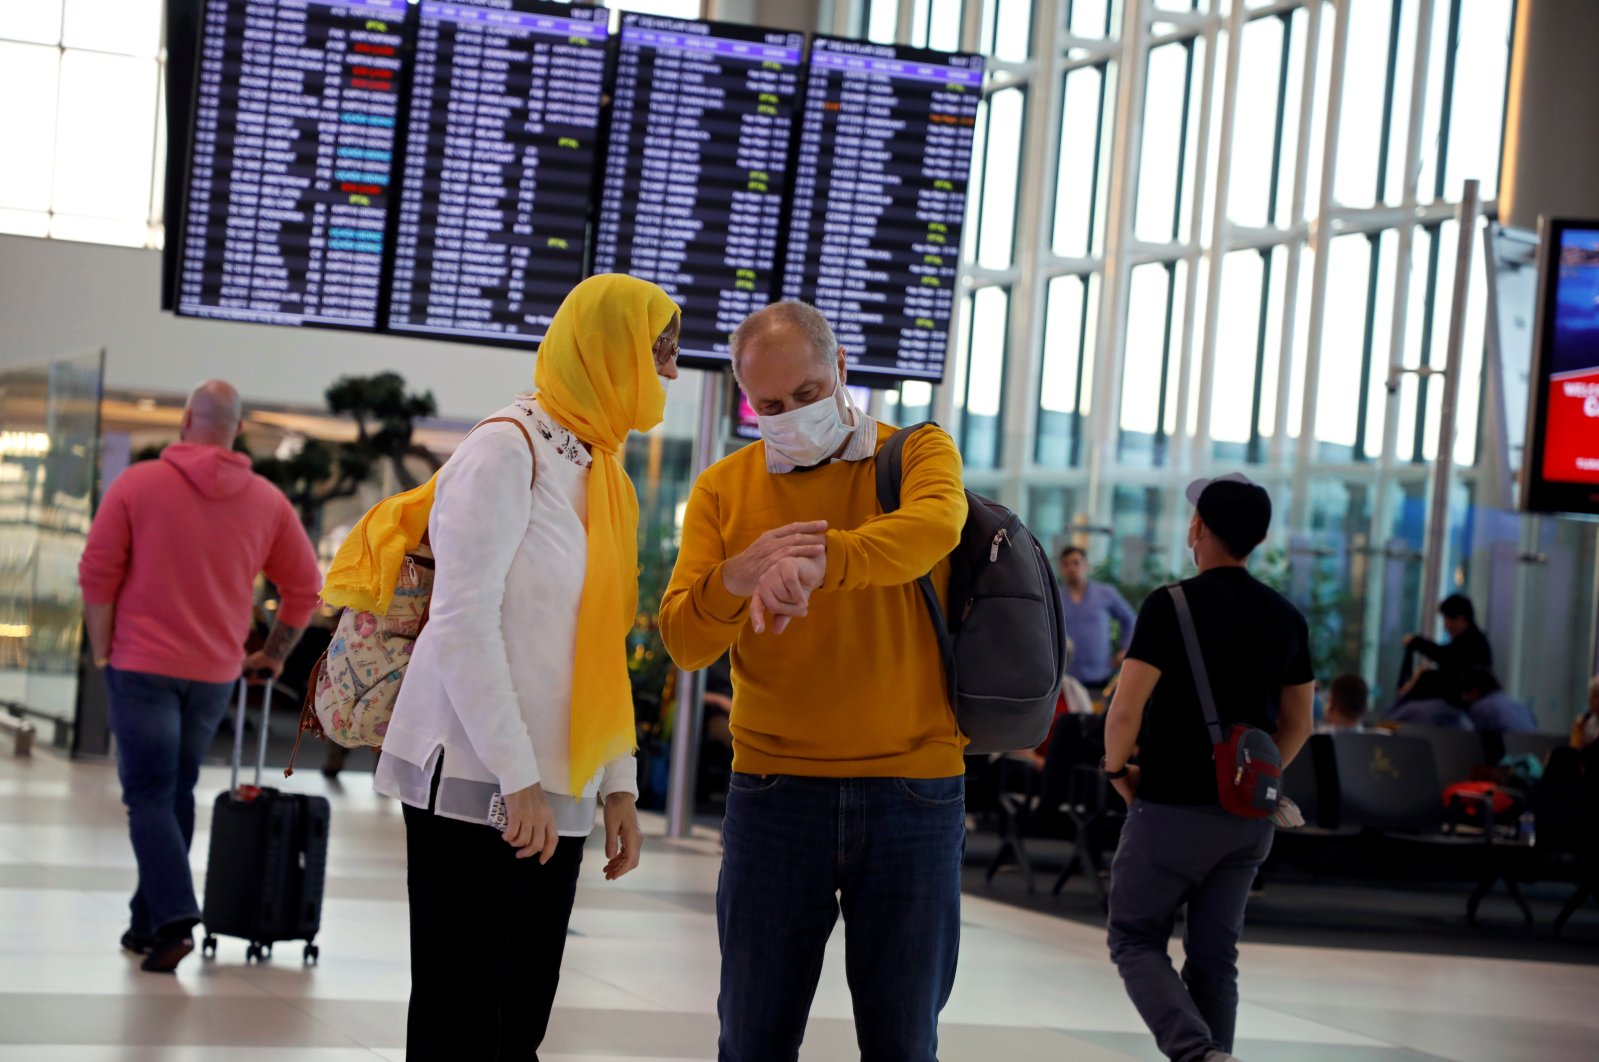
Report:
201,679,330,965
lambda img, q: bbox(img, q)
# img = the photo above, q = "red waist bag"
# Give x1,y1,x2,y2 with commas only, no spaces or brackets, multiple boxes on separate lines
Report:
1171,586,1284,819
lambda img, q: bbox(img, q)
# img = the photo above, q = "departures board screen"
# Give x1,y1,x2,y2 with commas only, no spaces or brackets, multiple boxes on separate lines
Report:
780,38,983,382
171,7,982,385
386,1,609,344
593,14,804,367
175,0,411,328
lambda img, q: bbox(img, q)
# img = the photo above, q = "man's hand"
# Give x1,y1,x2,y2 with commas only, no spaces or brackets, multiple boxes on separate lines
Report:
1111,765,1141,807
721,521,828,598
85,603,115,667
750,553,826,635
241,651,284,683
243,622,307,683
505,783,559,863
602,793,643,881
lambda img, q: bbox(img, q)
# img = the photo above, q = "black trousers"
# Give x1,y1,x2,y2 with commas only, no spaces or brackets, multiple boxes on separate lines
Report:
403,797,584,1061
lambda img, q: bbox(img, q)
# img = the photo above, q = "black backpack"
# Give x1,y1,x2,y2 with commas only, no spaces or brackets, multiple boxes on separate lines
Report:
875,423,1068,753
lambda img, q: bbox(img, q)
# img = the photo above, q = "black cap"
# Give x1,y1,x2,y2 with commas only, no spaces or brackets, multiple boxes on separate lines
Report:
1185,473,1272,558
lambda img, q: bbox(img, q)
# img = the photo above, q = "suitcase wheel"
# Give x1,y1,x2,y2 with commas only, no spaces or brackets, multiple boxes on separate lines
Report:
202,936,217,960
246,942,272,964
303,943,320,966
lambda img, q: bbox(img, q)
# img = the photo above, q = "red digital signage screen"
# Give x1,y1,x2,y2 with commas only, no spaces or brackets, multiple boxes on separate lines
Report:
1523,218,1599,516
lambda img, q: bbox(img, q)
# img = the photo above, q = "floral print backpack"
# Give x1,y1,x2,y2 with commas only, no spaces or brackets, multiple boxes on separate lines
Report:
285,417,537,775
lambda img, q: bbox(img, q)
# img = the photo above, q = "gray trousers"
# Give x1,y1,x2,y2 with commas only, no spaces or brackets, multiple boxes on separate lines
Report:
1107,799,1274,1062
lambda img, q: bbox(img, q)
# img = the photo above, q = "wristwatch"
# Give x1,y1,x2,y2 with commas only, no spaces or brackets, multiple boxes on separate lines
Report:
1100,756,1130,780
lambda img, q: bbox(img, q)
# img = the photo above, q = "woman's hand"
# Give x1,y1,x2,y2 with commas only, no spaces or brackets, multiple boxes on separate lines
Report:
504,783,559,863
602,793,643,881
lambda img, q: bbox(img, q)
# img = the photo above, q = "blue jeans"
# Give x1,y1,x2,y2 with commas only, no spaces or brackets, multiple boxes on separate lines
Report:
106,667,235,936
1107,800,1274,1062
717,773,965,1062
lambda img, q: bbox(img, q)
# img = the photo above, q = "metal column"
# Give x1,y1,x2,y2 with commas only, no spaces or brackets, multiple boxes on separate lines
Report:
1190,0,1249,468
1290,0,1353,530
665,369,726,838
1086,0,1152,522
1416,179,1480,629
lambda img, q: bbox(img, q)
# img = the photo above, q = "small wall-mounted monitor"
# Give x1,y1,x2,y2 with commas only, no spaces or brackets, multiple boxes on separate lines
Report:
1522,217,1599,517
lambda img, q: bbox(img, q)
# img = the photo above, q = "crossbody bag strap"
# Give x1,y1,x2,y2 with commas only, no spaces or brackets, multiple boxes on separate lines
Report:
420,416,539,550
468,415,539,490
1169,585,1226,746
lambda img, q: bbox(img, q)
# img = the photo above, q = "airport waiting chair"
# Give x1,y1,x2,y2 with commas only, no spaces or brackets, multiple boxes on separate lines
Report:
1325,731,1533,926
1326,731,1443,832
974,752,1044,892
1036,714,1121,910
980,714,1119,904
1502,731,1567,764
1279,740,1321,826
1278,733,1361,834
1396,723,1492,792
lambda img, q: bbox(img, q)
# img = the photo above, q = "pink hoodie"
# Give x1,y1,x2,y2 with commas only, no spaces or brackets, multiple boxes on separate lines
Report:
78,443,322,684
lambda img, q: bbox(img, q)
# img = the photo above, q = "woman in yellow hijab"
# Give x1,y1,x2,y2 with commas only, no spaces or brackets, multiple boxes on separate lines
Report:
370,274,680,1059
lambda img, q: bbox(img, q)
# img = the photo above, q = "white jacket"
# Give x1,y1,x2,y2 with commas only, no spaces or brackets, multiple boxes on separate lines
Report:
373,402,638,835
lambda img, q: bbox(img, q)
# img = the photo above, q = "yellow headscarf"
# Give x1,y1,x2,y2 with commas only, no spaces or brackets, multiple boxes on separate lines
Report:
321,479,434,615
322,273,677,792
536,273,677,792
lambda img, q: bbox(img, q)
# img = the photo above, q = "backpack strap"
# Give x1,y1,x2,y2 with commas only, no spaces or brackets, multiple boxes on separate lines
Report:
874,421,957,707
1169,585,1226,746
468,415,539,490
873,421,937,515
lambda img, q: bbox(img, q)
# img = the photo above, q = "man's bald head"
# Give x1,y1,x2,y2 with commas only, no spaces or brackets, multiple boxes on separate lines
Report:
182,380,243,447
729,302,846,417
730,302,839,384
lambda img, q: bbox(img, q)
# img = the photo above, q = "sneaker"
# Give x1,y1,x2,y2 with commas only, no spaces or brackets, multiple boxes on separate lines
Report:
120,929,156,955
140,930,196,974
1204,1053,1243,1062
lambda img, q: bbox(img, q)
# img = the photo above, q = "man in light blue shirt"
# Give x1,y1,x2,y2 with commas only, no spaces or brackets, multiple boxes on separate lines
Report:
1058,546,1137,695
1460,669,1538,734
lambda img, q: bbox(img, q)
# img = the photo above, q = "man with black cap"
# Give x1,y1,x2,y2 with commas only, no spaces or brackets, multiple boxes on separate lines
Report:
1100,473,1316,1062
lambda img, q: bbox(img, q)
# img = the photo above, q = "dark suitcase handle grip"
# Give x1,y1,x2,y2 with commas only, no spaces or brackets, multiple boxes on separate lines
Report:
230,677,277,795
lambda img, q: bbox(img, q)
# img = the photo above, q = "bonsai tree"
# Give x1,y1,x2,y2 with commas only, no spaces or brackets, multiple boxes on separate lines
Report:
251,372,440,535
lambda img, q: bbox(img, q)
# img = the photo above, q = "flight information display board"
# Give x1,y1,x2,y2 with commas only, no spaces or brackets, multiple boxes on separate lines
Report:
1523,218,1599,516
593,14,804,366
781,38,983,382
386,1,609,344
175,0,411,328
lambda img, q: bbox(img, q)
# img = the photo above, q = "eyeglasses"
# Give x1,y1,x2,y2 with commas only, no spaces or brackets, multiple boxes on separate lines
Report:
653,335,680,366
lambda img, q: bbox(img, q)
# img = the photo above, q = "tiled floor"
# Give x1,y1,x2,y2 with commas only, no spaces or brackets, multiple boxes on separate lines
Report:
3,750,1597,1061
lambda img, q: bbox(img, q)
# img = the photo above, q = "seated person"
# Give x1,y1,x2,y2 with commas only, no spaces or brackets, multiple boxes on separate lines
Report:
1383,692,1473,730
1460,668,1536,734
1319,672,1370,732
1399,594,1492,704
1573,674,1599,751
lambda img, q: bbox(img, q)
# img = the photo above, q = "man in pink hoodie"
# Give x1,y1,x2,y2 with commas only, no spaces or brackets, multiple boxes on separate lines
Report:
78,380,321,973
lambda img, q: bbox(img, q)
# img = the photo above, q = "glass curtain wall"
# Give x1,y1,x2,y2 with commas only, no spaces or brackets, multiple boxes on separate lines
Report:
0,349,105,747
850,0,1597,729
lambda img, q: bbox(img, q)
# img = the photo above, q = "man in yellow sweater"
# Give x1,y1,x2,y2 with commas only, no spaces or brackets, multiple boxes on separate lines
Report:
659,301,969,1062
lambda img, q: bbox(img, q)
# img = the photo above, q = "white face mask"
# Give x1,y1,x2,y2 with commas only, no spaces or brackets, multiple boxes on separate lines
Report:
757,368,855,472
658,374,673,399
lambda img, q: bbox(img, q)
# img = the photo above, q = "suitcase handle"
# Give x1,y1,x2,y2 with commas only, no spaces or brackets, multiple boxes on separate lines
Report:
231,676,276,795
